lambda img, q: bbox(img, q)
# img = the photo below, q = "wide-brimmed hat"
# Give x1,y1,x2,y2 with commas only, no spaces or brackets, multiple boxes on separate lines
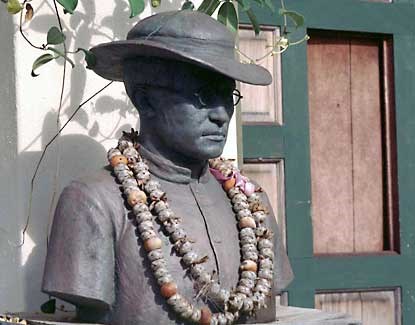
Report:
90,10,272,86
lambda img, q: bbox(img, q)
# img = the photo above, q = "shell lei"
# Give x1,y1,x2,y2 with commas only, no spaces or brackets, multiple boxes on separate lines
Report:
107,129,275,325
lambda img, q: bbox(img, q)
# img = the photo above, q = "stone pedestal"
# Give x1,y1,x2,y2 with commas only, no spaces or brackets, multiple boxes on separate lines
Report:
1,306,361,325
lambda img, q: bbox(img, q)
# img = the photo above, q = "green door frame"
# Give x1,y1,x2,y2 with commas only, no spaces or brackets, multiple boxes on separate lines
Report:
240,1,415,324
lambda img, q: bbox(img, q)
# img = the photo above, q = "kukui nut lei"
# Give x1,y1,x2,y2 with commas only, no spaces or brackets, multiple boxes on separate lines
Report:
108,129,275,325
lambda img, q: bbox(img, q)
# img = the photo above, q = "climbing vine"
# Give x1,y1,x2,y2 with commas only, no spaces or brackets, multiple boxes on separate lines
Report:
3,0,307,76
1,0,307,257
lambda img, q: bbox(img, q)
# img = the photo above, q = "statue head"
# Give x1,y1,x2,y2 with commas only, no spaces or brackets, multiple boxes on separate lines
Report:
90,10,271,163
122,58,239,161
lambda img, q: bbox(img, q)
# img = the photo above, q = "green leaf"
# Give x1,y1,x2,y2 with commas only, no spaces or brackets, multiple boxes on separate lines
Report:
197,0,220,16
47,47,75,68
279,8,305,28
246,8,260,35
56,0,77,14
47,26,66,45
129,0,145,17
150,0,160,8
31,53,54,77
6,0,23,14
236,0,250,12
76,48,97,69
40,299,56,314
217,2,238,34
181,1,194,10
264,0,275,13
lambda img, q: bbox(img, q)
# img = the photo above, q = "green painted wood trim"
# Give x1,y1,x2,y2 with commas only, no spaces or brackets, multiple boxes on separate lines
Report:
289,255,415,290
239,0,415,34
402,288,415,325
288,288,315,308
393,34,415,258
280,36,314,259
242,125,284,158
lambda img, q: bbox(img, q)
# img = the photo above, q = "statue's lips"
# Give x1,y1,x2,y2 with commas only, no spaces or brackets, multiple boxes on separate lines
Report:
201,133,225,141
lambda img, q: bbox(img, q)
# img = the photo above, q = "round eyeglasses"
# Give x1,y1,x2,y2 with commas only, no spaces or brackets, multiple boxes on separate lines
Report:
195,87,243,107
135,85,243,108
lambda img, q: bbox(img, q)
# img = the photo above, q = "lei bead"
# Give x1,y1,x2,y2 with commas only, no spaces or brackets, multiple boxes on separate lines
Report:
136,212,153,224
153,201,169,213
200,307,212,325
164,220,180,234
150,189,165,201
151,258,167,271
253,211,267,223
190,264,204,279
239,217,256,229
258,269,273,280
237,209,252,220
118,139,132,151
243,251,258,261
160,282,178,298
227,187,241,199
171,228,187,243
127,189,147,206
145,180,161,192
243,297,254,312
144,237,162,252
110,155,128,167
147,248,163,261
241,271,257,280
182,251,198,266
157,275,173,285
255,284,270,295
260,248,274,259
231,193,247,204
154,267,170,279
240,227,255,237
157,209,175,222
259,258,273,269
234,201,250,212
107,148,121,160
137,220,153,233
239,278,255,289
240,260,258,272
133,202,149,214
177,240,193,255
240,236,256,245
191,309,202,322
141,229,157,241
223,177,236,191
258,238,273,249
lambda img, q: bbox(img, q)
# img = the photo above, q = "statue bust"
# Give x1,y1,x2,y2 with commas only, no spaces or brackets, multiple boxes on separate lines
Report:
42,10,293,325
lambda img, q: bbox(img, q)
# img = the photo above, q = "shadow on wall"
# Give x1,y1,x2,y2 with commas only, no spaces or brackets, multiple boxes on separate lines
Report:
16,0,152,311
20,106,139,312
9,0,187,313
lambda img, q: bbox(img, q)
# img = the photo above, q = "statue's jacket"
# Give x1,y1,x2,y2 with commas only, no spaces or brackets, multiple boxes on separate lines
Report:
42,146,293,324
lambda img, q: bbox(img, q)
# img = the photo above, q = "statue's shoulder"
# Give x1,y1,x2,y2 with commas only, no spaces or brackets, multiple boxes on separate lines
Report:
62,166,118,196
56,166,124,221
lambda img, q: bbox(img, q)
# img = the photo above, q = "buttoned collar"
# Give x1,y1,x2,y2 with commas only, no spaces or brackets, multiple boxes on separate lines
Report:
138,145,210,184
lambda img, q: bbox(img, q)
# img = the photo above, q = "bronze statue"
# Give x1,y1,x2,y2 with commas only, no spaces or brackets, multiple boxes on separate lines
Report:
42,10,293,324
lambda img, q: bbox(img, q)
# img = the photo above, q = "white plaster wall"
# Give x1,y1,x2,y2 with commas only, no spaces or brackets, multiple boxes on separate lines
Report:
0,0,237,313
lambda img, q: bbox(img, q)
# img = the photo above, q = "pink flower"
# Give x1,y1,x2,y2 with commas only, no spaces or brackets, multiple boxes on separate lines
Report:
209,168,255,196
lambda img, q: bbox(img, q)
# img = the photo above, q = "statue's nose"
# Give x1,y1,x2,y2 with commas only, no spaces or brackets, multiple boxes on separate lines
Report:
208,104,231,126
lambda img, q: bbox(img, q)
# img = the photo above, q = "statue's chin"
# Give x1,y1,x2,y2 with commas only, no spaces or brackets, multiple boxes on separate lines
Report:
191,142,226,161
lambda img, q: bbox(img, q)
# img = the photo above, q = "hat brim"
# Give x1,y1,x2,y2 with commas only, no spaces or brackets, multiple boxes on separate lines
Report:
90,39,272,86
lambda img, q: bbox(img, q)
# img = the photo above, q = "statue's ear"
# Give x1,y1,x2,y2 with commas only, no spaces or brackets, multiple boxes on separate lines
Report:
133,90,157,119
